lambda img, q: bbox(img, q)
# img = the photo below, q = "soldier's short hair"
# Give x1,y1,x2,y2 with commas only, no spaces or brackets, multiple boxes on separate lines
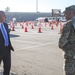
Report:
64,5,75,14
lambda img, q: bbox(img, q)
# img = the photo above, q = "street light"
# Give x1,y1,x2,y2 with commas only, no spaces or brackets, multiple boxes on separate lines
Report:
36,0,38,13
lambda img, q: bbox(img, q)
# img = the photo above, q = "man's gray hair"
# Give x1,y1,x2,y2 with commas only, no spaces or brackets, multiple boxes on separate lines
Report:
0,11,5,16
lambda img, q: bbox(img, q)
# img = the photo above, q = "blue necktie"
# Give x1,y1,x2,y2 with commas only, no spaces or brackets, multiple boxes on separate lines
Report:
1,24,9,46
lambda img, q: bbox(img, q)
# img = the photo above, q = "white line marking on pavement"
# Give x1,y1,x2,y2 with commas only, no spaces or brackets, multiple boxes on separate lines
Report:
11,39,42,44
15,41,58,51
11,32,58,36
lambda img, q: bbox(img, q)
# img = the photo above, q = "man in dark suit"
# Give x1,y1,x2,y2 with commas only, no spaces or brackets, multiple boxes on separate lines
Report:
0,11,14,75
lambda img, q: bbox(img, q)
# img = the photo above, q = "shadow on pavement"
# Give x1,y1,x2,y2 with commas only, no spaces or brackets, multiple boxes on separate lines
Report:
10,34,20,38
0,72,18,75
11,73,27,75
11,73,18,75
0,72,3,75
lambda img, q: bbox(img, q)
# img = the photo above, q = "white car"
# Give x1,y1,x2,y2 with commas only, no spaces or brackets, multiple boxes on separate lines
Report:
60,18,66,22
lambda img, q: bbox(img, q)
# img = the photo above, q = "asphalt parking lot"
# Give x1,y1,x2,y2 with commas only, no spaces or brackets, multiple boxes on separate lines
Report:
0,23,64,75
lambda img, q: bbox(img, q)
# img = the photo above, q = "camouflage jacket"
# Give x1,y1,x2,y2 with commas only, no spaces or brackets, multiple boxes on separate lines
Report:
59,20,75,51
59,20,75,59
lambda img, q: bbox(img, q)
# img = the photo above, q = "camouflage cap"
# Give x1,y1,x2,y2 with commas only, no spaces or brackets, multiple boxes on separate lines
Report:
64,5,75,13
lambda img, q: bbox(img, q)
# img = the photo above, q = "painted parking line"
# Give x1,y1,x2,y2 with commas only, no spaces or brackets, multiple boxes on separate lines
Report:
15,41,58,51
11,39,42,44
10,31,58,36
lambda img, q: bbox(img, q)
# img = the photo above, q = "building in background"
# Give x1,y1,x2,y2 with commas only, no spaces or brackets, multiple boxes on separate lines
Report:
52,9,61,17
6,12,51,22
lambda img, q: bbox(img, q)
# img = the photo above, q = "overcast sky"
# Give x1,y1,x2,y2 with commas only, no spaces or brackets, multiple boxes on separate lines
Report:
0,0,75,12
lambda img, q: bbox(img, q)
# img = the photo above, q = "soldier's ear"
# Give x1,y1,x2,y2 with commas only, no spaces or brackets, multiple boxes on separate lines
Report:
70,11,75,16
68,11,72,15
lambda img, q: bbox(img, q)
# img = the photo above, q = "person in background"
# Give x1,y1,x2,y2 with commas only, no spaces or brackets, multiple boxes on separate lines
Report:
44,18,49,22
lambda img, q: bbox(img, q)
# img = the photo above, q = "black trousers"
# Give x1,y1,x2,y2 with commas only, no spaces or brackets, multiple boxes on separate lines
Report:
0,46,11,75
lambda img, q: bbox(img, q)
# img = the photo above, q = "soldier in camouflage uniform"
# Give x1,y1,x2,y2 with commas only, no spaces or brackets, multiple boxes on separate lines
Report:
59,5,75,75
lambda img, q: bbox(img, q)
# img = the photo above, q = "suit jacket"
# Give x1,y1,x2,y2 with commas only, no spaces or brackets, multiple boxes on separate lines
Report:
0,22,14,51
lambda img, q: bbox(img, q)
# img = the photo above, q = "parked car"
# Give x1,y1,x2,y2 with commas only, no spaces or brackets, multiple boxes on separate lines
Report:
59,17,66,22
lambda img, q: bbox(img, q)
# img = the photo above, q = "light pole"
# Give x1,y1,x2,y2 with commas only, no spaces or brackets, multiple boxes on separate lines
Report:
36,0,38,12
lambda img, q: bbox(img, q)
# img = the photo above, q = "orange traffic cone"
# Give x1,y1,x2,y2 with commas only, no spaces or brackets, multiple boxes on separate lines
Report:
49,21,52,27
22,25,24,29
9,21,15,31
31,25,34,29
38,28,42,33
9,21,13,28
12,27,15,31
45,22,46,27
58,22,63,34
24,27,28,32
38,23,42,33
51,24,54,30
